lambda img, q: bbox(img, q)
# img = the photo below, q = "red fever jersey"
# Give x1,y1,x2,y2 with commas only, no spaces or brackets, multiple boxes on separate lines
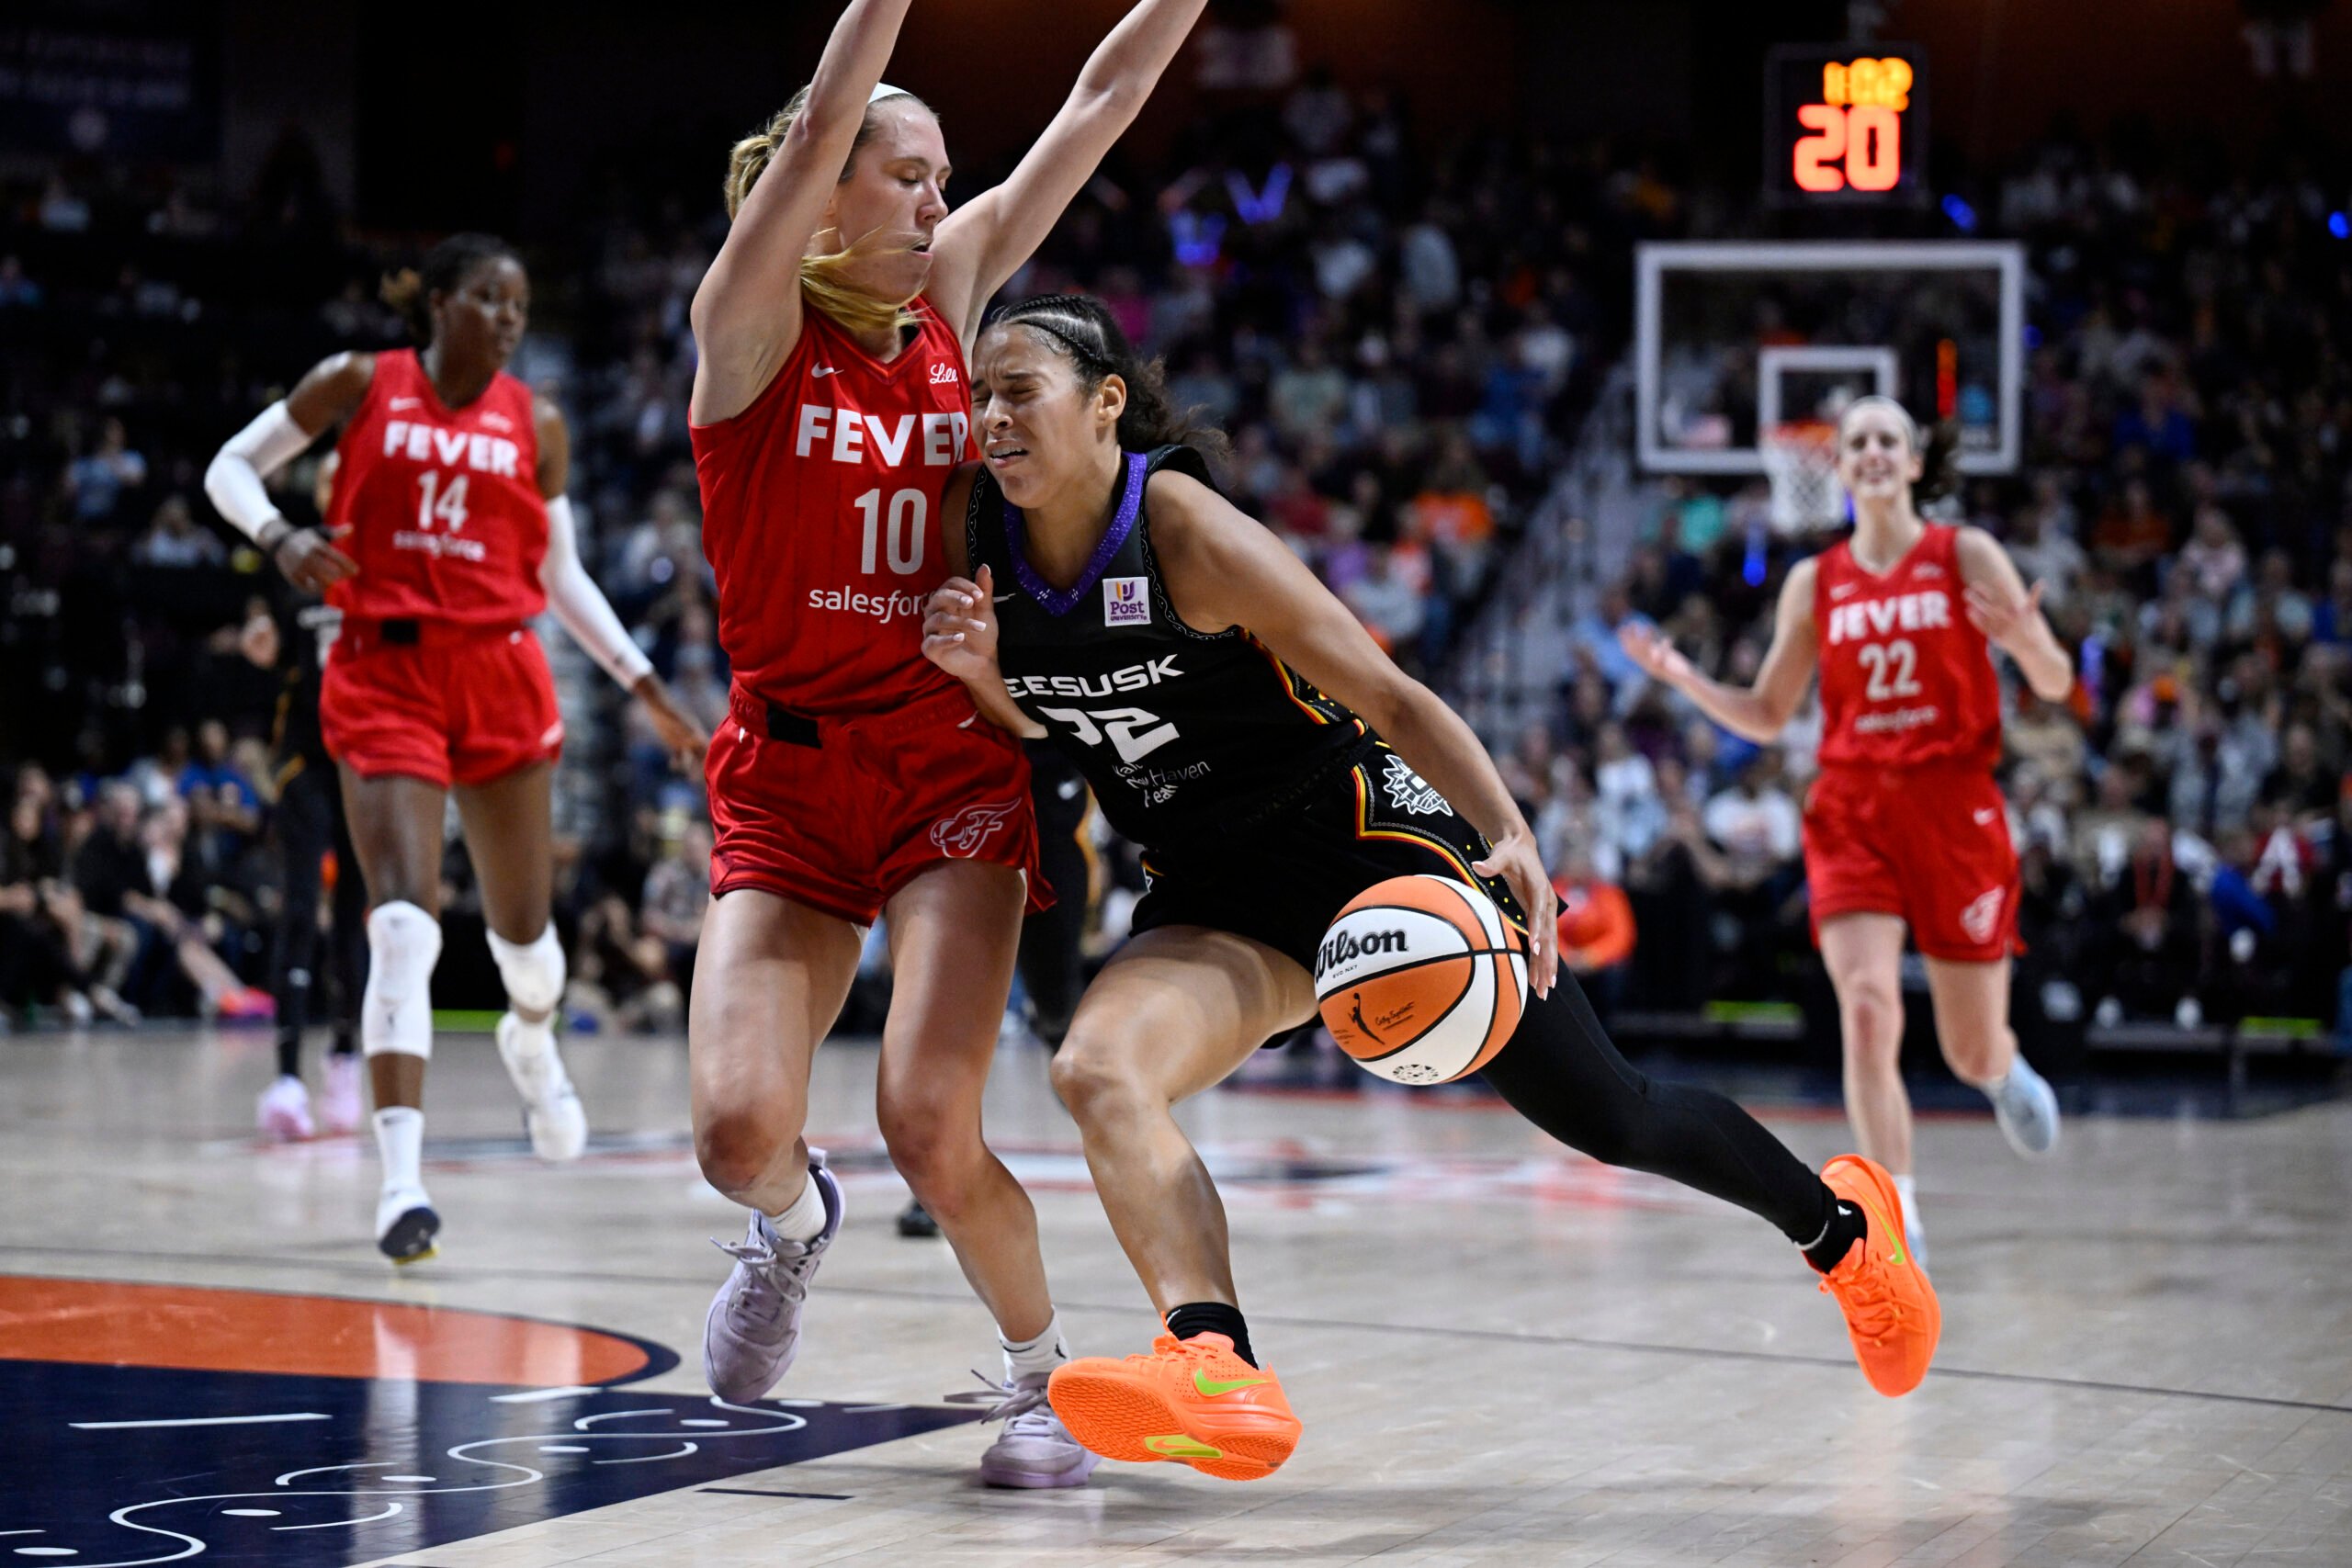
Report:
325,349,548,626
1812,522,2001,773
691,297,975,716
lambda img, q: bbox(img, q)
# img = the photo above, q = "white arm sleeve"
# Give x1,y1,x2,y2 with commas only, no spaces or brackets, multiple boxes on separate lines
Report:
540,495,655,689
203,401,314,540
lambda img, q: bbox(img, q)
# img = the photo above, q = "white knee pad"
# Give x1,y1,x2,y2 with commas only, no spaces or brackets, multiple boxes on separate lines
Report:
488,923,566,1017
363,901,442,1060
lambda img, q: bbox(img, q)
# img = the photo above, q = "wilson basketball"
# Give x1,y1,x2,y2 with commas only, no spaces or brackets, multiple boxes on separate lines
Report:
1314,874,1529,1085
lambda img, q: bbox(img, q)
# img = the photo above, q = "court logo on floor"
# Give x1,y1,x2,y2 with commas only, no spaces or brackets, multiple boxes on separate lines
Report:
0,1278,979,1567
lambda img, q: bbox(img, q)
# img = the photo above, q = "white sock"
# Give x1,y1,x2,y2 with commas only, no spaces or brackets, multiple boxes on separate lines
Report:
1893,1172,1920,1224
762,1174,828,1244
503,1011,554,1062
1000,1311,1069,1384
375,1106,424,1192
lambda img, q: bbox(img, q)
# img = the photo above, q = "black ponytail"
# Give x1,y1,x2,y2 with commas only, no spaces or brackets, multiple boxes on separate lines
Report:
379,232,522,346
989,294,1233,475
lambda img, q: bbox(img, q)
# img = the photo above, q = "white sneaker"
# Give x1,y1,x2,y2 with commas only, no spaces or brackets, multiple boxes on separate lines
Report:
376,1183,439,1264
497,1013,587,1161
321,1052,365,1135
978,1371,1101,1489
1987,1056,2061,1158
257,1075,315,1142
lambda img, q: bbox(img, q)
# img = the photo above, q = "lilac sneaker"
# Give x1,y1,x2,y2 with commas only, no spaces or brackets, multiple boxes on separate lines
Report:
701,1152,842,1404
256,1075,314,1142
978,1371,1101,1489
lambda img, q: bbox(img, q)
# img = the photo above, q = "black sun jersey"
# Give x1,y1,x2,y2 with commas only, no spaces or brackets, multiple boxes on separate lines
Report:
968,445,1373,849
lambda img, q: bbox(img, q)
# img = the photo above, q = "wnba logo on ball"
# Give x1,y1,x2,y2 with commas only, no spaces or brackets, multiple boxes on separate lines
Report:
1315,926,1408,980
929,801,1018,857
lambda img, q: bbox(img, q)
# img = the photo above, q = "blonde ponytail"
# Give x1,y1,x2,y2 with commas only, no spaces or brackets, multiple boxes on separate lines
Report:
723,86,932,340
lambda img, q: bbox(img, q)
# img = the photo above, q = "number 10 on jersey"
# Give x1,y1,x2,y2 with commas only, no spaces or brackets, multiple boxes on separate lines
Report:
854,487,926,575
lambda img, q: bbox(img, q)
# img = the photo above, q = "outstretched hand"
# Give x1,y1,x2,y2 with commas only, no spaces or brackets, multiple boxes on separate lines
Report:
923,564,1004,682
1616,620,1694,687
1473,829,1559,999
1964,577,2046,648
273,528,358,596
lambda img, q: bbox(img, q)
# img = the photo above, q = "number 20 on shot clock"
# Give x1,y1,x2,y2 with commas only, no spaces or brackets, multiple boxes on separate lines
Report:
1765,44,1927,206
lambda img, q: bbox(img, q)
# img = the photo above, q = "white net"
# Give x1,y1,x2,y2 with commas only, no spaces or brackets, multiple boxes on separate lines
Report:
1759,421,1844,534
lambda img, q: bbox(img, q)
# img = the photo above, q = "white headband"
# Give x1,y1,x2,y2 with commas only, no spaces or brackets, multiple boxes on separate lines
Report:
870,82,910,104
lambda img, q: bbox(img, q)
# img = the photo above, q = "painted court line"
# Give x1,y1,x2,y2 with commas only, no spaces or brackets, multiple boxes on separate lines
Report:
700,1487,852,1501
489,1385,600,1404
69,1412,331,1430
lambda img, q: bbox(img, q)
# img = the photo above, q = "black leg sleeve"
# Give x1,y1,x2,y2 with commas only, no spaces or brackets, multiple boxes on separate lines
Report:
1477,974,1833,1243
326,773,368,1053
270,766,331,1077
1018,745,1090,1049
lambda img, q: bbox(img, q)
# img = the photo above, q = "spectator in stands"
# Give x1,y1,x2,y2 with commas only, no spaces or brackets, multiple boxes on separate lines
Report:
1554,837,1635,1018
63,417,148,525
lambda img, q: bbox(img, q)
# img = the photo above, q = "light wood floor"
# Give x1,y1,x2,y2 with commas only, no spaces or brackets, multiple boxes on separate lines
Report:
2,1029,2346,1567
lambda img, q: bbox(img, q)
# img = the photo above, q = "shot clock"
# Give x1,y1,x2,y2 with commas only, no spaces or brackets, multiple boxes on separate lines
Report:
1765,44,1928,207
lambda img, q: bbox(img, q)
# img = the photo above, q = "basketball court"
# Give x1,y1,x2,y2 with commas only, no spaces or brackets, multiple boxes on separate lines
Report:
5,1030,2346,1566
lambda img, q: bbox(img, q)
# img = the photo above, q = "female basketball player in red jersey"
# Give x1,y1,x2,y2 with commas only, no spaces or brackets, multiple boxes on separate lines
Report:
206,234,707,1263
685,0,1207,1489
1623,396,2073,1258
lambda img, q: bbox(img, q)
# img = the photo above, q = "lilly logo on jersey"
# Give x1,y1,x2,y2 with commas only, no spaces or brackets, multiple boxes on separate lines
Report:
1823,590,1951,647
1003,656,1182,700
1103,576,1150,626
793,407,970,468
928,362,959,386
381,421,523,478
929,800,1018,857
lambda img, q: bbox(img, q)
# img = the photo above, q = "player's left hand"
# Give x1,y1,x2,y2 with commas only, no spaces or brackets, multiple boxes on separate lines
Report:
632,676,711,772
922,565,1003,681
1964,577,2044,648
1474,829,1558,998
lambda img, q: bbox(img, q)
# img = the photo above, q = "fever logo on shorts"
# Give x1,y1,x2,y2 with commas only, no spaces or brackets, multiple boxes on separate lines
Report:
930,800,1019,857
1381,754,1446,817
1102,576,1151,626
1959,886,2005,945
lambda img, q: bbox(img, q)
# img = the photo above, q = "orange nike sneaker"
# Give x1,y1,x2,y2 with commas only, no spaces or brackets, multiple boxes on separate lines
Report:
1046,1332,1302,1482
1815,1155,1941,1397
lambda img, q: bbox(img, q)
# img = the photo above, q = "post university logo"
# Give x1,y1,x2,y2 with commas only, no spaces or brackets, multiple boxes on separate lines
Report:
929,800,1019,857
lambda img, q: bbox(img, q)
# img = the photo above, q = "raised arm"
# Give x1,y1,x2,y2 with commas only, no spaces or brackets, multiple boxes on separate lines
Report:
1147,470,1558,994
689,0,918,423
925,0,1207,344
204,351,370,593
1619,559,1821,744
1955,525,2075,703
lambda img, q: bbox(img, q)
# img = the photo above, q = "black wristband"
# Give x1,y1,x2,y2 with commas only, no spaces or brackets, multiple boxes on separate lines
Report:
257,517,295,557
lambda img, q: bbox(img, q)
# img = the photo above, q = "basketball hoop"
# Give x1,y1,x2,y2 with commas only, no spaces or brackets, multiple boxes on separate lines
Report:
1759,420,1845,534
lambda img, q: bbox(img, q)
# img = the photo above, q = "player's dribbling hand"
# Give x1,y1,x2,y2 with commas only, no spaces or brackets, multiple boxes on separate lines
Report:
273,528,359,595
1474,829,1558,998
922,564,1002,682
1616,621,1694,687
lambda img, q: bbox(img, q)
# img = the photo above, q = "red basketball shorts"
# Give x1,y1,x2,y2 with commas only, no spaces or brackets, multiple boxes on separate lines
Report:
321,620,564,789
706,682,1048,928
1801,764,2020,963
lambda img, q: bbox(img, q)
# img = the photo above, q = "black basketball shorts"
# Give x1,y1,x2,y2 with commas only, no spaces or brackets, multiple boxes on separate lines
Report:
1127,741,1529,974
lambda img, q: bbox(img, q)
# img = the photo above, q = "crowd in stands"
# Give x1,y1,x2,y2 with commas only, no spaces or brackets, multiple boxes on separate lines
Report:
1525,124,2352,1033
7,56,2352,1043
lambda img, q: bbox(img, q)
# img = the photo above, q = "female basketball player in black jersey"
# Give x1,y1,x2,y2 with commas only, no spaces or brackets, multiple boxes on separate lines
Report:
923,296,1941,1481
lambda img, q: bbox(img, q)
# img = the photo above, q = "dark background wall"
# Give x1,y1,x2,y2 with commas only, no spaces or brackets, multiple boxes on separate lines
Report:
19,0,2351,243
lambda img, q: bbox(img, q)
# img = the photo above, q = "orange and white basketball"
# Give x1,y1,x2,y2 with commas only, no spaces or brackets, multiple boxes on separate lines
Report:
1314,874,1528,1084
